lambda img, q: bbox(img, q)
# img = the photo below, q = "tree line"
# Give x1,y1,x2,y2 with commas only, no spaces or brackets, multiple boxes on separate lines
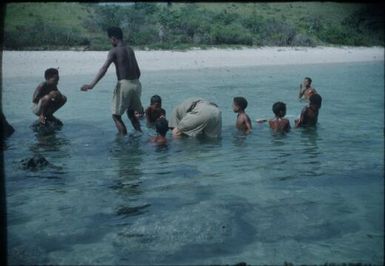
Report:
2,2,384,50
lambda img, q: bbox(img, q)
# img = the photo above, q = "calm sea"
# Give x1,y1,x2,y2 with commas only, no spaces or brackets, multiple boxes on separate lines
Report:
2,59,384,264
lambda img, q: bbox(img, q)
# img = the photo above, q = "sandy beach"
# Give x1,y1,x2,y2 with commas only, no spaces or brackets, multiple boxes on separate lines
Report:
2,46,384,78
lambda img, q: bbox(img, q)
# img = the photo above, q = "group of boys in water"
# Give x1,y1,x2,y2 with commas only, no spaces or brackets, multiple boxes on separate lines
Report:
30,27,322,146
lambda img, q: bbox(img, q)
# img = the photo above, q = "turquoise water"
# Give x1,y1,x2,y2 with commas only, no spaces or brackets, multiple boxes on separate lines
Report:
3,60,384,264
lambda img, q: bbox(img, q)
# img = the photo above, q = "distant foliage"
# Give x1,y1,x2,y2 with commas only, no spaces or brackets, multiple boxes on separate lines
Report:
2,2,384,50
3,18,89,50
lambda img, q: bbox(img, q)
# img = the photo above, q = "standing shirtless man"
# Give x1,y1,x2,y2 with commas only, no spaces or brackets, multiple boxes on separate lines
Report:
81,27,143,135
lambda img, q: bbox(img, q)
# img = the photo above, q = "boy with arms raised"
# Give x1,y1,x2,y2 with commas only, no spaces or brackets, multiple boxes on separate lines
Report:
298,77,317,101
295,94,322,128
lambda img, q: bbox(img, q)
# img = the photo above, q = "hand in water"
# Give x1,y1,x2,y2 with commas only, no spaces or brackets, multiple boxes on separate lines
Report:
256,119,267,123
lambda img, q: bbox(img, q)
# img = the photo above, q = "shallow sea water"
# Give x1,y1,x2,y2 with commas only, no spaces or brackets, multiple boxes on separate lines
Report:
2,60,384,264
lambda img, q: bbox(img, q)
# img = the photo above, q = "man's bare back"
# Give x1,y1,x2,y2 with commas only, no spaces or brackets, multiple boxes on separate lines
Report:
111,45,140,81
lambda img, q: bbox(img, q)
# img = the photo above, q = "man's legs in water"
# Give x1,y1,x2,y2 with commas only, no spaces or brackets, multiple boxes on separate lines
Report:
127,109,142,133
112,114,128,135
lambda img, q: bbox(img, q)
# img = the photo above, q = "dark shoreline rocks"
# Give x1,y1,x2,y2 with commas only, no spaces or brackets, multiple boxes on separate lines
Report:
21,154,50,171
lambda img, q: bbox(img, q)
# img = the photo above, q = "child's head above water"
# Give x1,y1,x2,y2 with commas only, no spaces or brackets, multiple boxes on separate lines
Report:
155,117,169,137
233,97,248,112
150,95,162,107
272,101,287,118
309,94,322,109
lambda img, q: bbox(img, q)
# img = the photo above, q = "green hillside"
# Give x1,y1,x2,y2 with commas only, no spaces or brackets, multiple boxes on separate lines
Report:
2,2,384,50
4,3,89,31
3,3,95,49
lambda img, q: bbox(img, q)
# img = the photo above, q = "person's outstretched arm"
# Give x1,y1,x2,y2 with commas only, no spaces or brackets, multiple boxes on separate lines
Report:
298,83,305,99
81,50,114,91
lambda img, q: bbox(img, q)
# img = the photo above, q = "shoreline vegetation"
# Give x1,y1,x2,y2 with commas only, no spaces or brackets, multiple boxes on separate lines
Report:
2,44,385,53
2,2,384,51
2,47,384,78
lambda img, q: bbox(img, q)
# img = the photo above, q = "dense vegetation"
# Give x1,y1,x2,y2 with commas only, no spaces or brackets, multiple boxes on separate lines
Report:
2,2,384,50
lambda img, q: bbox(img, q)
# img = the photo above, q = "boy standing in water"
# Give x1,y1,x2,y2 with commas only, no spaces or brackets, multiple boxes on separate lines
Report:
295,94,322,128
232,97,252,134
32,68,67,125
145,95,166,127
299,77,317,101
269,102,290,133
81,27,143,135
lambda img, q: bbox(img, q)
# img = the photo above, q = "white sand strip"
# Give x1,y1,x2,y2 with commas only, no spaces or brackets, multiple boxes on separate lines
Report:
2,46,383,78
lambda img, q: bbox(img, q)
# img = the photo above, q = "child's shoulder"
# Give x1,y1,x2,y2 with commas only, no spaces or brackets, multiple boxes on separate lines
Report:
237,112,248,121
238,112,249,117
36,81,46,87
34,81,48,92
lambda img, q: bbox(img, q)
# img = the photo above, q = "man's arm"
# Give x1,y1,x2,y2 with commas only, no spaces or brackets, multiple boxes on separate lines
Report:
128,47,141,79
81,50,114,91
244,115,252,133
132,50,141,78
298,83,305,99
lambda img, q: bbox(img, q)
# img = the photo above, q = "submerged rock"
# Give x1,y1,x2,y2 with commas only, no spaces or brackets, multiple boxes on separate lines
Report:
21,154,50,171
30,118,63,134
116,204,151,217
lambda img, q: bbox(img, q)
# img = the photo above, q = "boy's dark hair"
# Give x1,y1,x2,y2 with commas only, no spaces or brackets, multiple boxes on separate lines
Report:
233,97,248,110
44,68,59,80
305,77,312,84
155,117,169,137
150,95,162,105
107,27,123,40
272,101,286,118
309,94,322,109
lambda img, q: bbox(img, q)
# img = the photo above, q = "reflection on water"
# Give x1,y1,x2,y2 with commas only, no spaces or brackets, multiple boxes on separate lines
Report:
110,135,143,181
30,131,70,154
299,127,323,177
109,136,152,219
25,126,69,179
231,129,249,146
